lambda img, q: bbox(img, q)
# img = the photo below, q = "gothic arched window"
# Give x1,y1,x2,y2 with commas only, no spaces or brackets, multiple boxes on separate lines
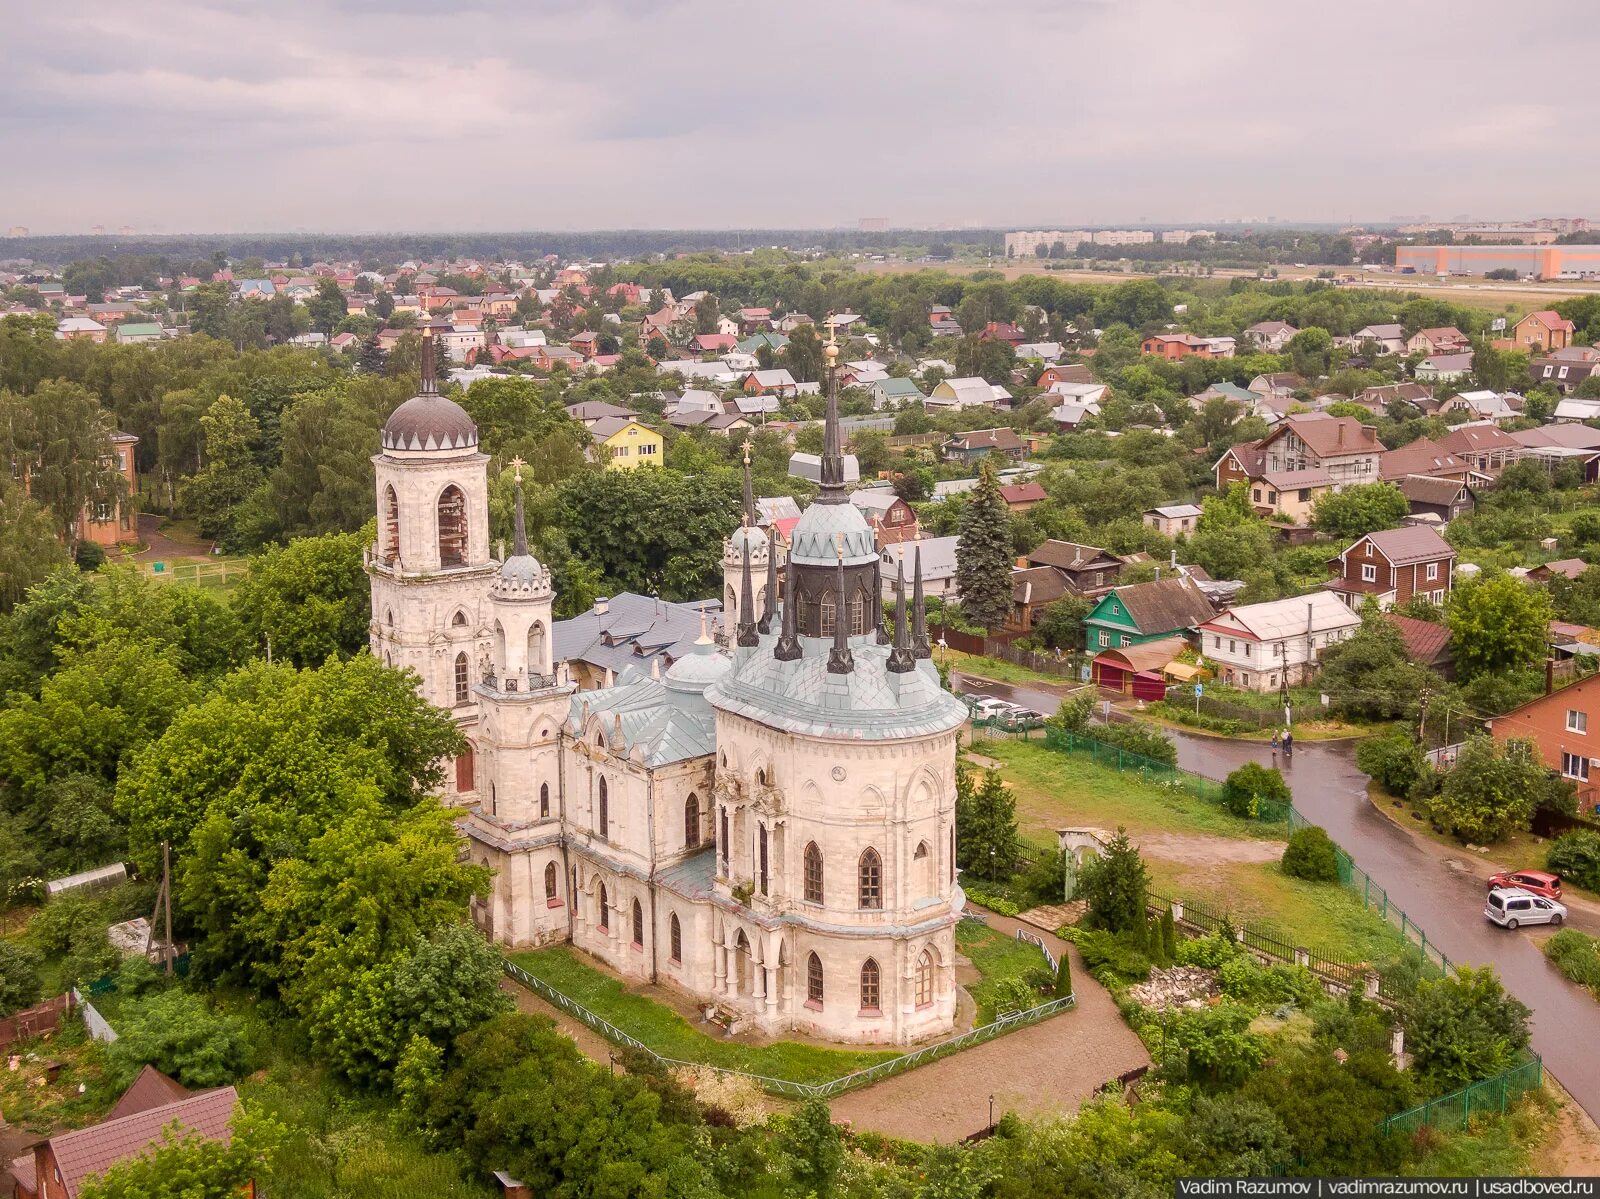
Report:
806,952,824,1006
597,776,609,839
858,847,882,910
684,793,701,849
598,883,609,931
540,782,550,818
670,913,682,963
437,484,468,567
382,485,400,562
632,899,644,947
916,949,935,1007
544,861,557,901
803,842,824,904
849,590,866,636
451,609,467,627
860,958,881,1012
454,652,470,705
819,590,836,637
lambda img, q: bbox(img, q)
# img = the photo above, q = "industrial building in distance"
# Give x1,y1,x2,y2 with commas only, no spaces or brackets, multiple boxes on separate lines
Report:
1394,243,1600,280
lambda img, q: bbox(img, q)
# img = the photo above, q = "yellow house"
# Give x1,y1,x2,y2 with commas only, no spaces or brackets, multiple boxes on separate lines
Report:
592,416,664,470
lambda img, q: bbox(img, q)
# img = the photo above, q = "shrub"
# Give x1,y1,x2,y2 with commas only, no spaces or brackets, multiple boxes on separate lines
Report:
1282,825,1341,882
1172,1001,1268,1086
1015,849,1068,906
1176,933,1239,969
1073,928,1152,983
1055,951,1074,998
1545,929,1600,990
1355,731,1430,798
1547,831,1600,892
113,954,166,998
962,886,1020,917
1400,966,1532,1092
107,989,251,1089
1091,720,1178,766
0,941,43,1017
1159,906,1178,962
1222,762,1291,819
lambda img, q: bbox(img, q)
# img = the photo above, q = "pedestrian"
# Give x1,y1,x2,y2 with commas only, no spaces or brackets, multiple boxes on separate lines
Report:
1282,729,1293,756
1270,729,1280,761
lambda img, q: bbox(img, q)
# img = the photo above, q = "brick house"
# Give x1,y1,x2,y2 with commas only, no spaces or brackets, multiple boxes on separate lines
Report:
1214,441,1265,491
1323,525,1456,611
1143,504,1203,536
1512,310,1576,353
1406,326,1470,356
999,481,1047,512
1036,363,1094,388
1379,437,1473,484
1488,672,1600,814
1140,333,1236,360
72,431,140,548
1257,416,1382,485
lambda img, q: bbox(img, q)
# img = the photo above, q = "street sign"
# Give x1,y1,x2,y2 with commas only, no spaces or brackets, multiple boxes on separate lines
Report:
1194,683,1204,696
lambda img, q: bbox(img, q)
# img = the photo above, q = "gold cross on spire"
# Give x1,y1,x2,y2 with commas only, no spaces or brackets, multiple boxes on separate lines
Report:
742,437,752,466
509,455,525,483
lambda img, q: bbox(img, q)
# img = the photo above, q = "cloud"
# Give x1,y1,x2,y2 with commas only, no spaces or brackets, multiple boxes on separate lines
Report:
2,0,1597,232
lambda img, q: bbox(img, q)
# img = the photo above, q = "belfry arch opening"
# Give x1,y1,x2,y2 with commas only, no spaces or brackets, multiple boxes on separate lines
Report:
437,484,468,567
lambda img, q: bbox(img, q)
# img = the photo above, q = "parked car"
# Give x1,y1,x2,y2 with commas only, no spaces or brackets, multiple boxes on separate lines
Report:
1485,887,1566,930
1486,870,1562,900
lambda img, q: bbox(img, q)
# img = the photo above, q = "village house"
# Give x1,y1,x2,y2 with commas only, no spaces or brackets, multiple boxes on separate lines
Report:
1140,333,1236,360
589,415,663,470
943,427,1024,464
1351,323,1407,355
1386,612,1456,679
1007,566,1070,633
1511,310,1576,353
1487,671,1600,814
1143,503,1203,537
849,489,920,547
743,368,800,397
1356,382,1434,413
1511,424,1600,482
928,377,1005,410
1247,468,1334,525
1435,424,1522,475
1406,326,1470,356
1198,592,1361,692
869,376,927,410
1036,363,1094,389
1323,525,1456,611
1437,390,1521,425
1258,415,1382,484
1243,320,1298,353
1082,575,1216,651
1416,352,1474,385
879,537,959,600
999,481,1047,512
1213,440,1265,492
1248,372,1306,400
1396,474,1476,524
1379,437,1473,484
1025,540,1126,599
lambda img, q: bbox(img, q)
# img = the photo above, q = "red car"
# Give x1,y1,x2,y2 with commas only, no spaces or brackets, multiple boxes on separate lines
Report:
1486,870,1562,900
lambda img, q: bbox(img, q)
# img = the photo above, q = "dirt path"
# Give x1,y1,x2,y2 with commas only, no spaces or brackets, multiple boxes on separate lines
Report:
1138,831,1285,866
133,513,214,562
830,914,1149,1143
498,976,617,1063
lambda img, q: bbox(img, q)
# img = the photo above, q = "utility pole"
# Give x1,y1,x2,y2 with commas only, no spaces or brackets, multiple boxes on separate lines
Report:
162,840,174,975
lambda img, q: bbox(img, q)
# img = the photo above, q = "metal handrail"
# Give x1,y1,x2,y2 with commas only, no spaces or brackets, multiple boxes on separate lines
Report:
502,957,1074,1099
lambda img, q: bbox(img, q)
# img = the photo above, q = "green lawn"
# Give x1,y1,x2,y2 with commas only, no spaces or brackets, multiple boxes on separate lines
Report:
946,649,1075,691
507,946,898,1084
974,738,1279,843
956,920,1054,1024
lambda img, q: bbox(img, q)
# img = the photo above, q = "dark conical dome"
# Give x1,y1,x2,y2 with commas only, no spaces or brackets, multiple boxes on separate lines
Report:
382,394,479,452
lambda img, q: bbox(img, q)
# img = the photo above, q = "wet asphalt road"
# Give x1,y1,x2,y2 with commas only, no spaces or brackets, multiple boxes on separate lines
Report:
957,673,1600,1120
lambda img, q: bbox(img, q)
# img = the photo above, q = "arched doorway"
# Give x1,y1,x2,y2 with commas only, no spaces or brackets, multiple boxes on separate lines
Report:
734,930,751,996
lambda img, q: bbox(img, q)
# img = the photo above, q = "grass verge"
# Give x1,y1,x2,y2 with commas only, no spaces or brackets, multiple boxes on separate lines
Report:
956,920,1054,1025
947,650,1075,691
506,946,897,1084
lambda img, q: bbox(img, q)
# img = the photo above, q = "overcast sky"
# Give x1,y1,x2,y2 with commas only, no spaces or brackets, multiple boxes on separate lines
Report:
2,0,1592,234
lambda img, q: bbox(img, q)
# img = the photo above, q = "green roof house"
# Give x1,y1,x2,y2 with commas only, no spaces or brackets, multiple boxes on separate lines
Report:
113,322,165,344
870,376,928,410
1084,576,1215,651
736,331,789,355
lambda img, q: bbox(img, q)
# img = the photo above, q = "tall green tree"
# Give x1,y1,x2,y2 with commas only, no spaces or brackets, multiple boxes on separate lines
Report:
1310,482,1410,540
1426,735,1544,844
955,458,1014,630
1446,571,1553,680
0,478,70,612
1077,827,1150,933
183,394,263,547
955,766,1020,881
232,530,370,665
0,380,124,549
308,278,347,335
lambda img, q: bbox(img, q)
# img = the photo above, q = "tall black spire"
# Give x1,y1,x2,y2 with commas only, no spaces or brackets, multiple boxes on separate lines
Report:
510,456,528,556
420,326,438,395
736,542,759,648
887,560,915,673
815,316,847,505
758,525,778,634
741,437,756,526
774,557,801,661
911,545,931,659
873,557,888,644
826,545,854,674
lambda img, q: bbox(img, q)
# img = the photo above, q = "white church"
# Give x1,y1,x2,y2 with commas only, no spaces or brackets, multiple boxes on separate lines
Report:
367,330,969,1045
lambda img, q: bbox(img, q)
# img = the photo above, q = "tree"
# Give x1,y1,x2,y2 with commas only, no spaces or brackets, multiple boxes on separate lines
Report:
693,293,720,335
388,923,514,1052
1077,828,1149,933
1317,608,1431,720
1281,825,1340,882
232,530,369,665
78,1102,285,1199
955,459,1013,629
1310,482,1410,540
108,990,251,1089
955,767,1021,881
1355,730,1431,798
0,940,42,1016
182,394,262,548
308,278,346,335
1181,1094,1294,1178
356,332,386,375
1401,966,1531,1091
1426,735,1543,843
1447,571,1553,680
780,323,825,383
952,334,1016,384
1032,596,1090,651
0,380,123,549
0,477,70,612
1221,762,1290,819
